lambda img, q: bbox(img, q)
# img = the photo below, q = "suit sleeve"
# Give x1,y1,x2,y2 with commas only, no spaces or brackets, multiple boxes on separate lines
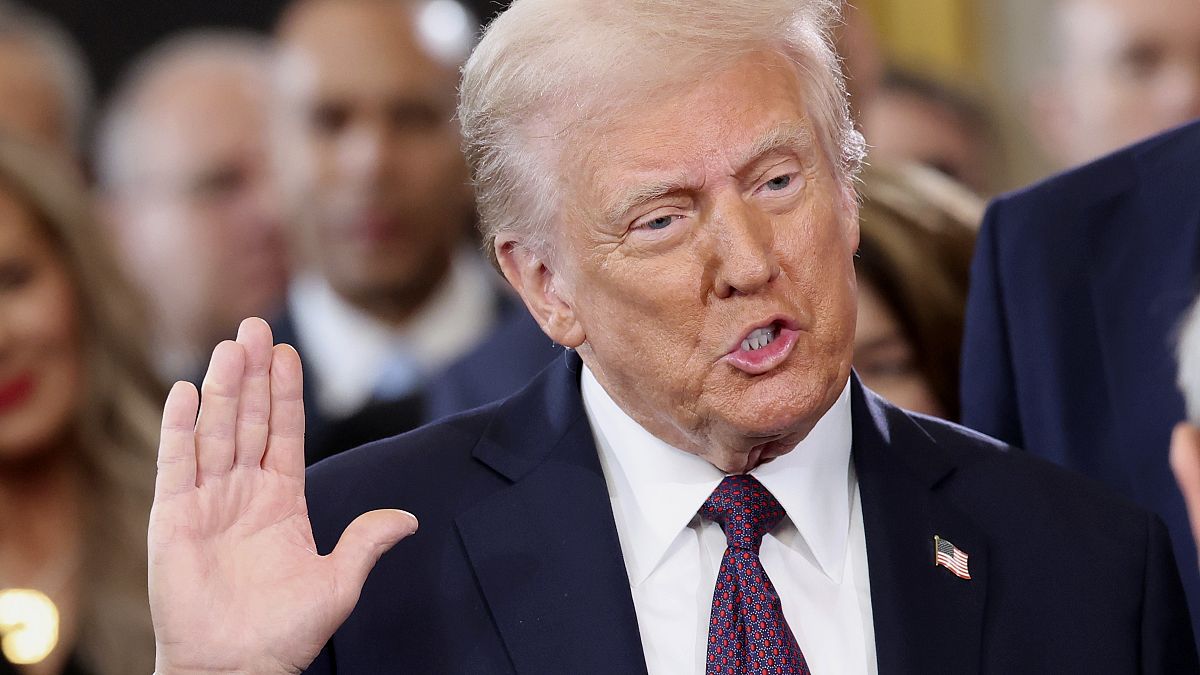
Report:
1140,513,1199,672
960,198,1025,447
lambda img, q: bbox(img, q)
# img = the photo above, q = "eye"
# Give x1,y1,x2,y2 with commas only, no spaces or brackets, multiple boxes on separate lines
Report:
763,174,793,191
0,259,35,292
310,102,351,136
643,215,677,231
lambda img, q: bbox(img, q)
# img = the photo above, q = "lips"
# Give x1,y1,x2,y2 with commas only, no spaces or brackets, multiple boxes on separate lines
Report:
724,316,802,375
0,373,35,413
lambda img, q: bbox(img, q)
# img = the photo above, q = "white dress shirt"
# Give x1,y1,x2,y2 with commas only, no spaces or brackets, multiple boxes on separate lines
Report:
582,367,877,675
288,251,498,417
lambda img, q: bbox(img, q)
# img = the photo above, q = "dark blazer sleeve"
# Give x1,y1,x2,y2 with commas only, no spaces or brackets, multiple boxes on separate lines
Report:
960,198,1024,448
1142,513,1200,672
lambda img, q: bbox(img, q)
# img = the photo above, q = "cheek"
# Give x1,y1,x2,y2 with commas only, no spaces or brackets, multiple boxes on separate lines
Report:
0,277,84,457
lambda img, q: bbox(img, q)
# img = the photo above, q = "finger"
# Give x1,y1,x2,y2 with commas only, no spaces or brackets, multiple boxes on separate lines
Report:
195,340,246,483
234,318,275,468
263,343,306,479
328,509,419,611
155,381,200,496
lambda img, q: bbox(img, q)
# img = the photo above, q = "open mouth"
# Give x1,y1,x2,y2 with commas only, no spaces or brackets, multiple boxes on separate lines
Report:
725,318,801,375
740,323,781,352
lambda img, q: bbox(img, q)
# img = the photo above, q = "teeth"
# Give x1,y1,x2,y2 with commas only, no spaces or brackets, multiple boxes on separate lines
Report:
740,325,777,352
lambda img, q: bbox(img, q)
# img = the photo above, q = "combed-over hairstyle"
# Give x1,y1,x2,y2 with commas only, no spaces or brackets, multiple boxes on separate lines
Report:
459,0,865,266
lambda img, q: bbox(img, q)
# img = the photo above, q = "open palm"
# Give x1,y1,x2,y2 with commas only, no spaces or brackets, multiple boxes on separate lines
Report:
148,318,417,674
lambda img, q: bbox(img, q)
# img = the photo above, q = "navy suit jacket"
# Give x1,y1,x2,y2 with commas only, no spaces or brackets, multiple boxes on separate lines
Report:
271,290,559,465
304,352,1195,673
961,120,1200,642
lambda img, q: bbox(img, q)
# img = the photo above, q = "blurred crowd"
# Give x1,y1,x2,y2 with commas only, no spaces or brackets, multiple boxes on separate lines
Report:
0,0,1198,672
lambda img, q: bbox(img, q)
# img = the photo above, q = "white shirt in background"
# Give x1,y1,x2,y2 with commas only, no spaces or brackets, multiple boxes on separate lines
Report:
582,367,877,675
288,251,498,417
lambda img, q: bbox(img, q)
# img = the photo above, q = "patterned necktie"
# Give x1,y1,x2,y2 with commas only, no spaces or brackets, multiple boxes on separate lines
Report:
700,475,811,675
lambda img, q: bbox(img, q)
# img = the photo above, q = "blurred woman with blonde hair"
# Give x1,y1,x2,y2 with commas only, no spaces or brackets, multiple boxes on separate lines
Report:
0,131,159,674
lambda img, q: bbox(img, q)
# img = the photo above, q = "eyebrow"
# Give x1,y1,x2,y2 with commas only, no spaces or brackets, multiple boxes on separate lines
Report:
602,120,815,225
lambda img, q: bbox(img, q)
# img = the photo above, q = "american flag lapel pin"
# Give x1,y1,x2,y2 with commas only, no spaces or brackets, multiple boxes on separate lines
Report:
933,535,971,580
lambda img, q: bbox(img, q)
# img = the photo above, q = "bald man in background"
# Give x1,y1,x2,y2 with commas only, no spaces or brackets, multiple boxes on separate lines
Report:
0,1,92,157
269,0,557,464
1031,0,1200,168
96,32,289,383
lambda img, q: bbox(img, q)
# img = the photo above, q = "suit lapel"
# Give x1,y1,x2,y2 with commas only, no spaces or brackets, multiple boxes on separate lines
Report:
853,382,988,674
456,353,648,674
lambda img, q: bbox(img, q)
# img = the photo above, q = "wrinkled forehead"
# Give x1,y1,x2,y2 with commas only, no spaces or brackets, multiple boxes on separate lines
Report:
545,52,829,213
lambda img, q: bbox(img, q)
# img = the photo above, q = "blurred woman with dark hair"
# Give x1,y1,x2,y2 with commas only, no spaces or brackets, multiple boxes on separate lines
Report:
0,132,158,673
853,162,981,421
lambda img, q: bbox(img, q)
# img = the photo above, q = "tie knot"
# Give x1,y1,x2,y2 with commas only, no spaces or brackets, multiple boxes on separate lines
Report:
699,475,785,552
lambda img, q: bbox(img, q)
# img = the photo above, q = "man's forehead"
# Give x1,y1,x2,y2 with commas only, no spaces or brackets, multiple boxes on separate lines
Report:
1057,0,1200,53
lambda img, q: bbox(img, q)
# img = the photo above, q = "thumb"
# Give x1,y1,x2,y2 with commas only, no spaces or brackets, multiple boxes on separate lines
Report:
329,509,419,606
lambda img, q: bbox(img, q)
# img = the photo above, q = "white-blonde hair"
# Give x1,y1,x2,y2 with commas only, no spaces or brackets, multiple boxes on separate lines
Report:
1178,296,1200,422
459,0,865,265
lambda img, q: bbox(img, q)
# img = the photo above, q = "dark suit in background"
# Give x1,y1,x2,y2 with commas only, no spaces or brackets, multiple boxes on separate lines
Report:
961,120,1200,644
271,292,559,465
302,353,1195,673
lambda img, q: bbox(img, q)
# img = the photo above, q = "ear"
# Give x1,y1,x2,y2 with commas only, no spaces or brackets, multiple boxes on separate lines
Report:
495,236,586,349
840,183,861,251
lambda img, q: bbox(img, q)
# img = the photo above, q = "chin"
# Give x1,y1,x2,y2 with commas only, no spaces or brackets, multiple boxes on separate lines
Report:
722,366,844,437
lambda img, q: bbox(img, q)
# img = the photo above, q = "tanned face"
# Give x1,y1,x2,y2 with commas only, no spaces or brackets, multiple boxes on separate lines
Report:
503,52,859,473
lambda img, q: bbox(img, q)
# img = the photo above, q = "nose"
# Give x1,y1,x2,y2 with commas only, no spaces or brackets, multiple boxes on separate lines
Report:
339,120,391,187
712,201,780,299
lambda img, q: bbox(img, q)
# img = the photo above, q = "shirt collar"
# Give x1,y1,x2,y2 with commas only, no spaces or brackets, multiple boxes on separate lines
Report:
287,250,498,416
584,366,854,586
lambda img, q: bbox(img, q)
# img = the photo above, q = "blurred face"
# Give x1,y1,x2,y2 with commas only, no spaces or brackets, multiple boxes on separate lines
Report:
511,52,859,473
861,90,989,194
1043,0,1200,166
110,62,287,359
0,40,70,155
0,187,82,459
853,281,944,418
273,0,472,319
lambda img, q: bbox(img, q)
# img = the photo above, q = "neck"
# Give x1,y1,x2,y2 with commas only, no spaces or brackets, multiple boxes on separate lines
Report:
344,254,454,329
0,447,84,584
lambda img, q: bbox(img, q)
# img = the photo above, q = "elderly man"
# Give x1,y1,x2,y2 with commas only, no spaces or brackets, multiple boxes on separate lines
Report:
95,32,289,383
268,0,557,463
1030,0,1200,168
0,1,91,157
147,1,1197,673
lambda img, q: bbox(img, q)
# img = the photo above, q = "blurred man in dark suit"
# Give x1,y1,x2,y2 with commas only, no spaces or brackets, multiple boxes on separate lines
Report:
269,0,557,464
962,119,1200,643
95,33,290,385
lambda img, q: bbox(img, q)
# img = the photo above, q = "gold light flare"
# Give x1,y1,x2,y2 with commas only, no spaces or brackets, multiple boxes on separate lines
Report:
0,588,59,664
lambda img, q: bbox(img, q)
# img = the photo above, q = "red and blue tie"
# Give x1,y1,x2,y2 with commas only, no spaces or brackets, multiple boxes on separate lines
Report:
701,475,812,675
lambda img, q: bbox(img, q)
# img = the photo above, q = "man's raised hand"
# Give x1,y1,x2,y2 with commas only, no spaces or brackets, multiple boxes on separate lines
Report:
148,318,418,674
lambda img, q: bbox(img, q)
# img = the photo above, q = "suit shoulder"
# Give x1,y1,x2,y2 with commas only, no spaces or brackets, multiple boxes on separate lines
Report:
306,402,503,500
988,120,1200,231
910,413,1149,526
